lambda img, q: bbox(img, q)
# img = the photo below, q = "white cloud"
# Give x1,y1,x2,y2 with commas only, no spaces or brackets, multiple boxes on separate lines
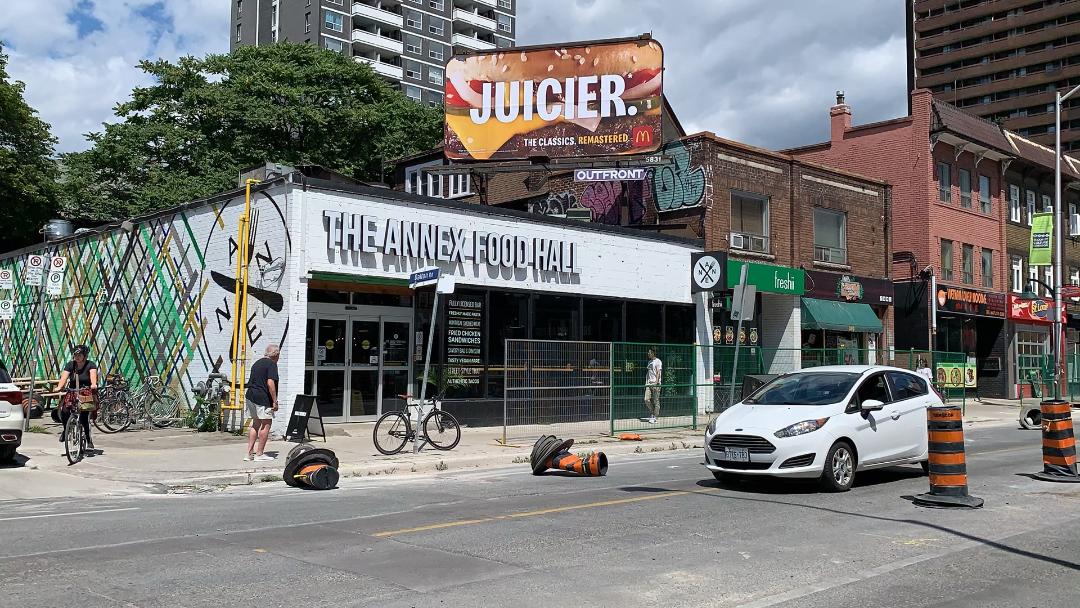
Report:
0,0,228,153
0,0,906,153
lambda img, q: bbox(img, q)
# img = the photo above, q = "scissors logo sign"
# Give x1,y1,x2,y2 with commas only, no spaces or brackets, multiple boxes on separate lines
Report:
691,251,727,293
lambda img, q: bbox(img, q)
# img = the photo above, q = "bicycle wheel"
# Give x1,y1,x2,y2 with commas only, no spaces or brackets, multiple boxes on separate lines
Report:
149,387,181,428
373,411,410,455
64,414,85,465
95,393,132,433
423,410,461,451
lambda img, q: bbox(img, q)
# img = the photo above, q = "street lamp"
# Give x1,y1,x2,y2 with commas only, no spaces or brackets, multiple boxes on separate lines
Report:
1054,84,1080,401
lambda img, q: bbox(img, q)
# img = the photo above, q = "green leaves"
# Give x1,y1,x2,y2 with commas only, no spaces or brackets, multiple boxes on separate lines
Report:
61,43,444,221
0,44,59,251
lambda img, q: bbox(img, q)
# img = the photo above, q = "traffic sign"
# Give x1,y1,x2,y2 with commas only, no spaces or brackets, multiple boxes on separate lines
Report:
25,254,44,286
0,299,12,320
409,267,440,289
0,268,12,290
691,251,727,293
50,256,67,272
46,269,65,295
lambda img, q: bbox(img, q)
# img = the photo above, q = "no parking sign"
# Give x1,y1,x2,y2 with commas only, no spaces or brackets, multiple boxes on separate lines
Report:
24,254,44,286
45,255,67,296
0,268,12,290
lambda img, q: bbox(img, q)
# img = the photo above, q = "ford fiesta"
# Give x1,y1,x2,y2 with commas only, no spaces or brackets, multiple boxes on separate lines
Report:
704,366,939,492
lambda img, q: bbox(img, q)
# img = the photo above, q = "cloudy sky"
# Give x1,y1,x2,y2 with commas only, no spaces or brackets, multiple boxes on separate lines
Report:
0,0,908,154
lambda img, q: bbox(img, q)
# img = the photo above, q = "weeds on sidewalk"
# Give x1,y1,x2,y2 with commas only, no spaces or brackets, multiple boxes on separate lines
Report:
434,461,448,471
634,446,644,453
260,475,278,483
28,425,48,434
511,456,529,463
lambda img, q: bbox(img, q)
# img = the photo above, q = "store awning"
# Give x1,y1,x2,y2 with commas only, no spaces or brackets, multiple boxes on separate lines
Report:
801,298,884,333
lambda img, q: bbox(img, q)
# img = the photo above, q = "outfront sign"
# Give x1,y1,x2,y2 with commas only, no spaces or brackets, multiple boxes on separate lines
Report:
936,286,1006,318
726,260,805,295
805,270,893,305
574,168,648,182
323,211,581,274
444,38,664,161
1007,293,1064,324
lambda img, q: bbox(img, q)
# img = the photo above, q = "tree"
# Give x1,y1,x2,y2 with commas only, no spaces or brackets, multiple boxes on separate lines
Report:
61,43,444,220
0,43,59,251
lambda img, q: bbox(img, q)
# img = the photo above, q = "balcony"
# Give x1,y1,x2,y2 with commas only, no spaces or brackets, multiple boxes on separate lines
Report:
352,29,404,54
452,32,495,51
355,56,404,80
453,8,496,31
455,0,497,9
353,2,404,29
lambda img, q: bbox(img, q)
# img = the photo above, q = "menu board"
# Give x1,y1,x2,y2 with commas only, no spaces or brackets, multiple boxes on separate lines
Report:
445,295,484,386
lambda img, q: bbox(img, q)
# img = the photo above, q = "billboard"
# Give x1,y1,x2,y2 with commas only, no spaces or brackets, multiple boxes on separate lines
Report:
444,37,664,161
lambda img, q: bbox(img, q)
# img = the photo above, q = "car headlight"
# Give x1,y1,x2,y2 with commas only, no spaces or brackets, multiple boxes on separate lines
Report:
774,418,829,438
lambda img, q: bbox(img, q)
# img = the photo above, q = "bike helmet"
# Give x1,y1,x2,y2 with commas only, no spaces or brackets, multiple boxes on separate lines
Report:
72,345,89,356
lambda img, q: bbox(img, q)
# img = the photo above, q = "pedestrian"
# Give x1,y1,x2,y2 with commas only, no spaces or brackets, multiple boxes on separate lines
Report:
915,357,934,383
644,347,662,424
245,344,280,462
54,345,98,450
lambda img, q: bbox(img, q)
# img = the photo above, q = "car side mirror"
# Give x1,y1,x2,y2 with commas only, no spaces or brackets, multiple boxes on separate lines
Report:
861,399,885,412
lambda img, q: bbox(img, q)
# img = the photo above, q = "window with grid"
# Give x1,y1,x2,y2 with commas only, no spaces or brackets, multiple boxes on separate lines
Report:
405,60,421,79
959,169,972,208
305,12,310,33
813,208,846,264
981,249,993,288
429,44,444,61
429,17,444,35
979,174,991,214
237,0,242,15
962,244,974,283
236,23,242,42
1017,331,1047,378
1029,263,1039,295
404,85,421,101
498,0,512,8
1009,184,1021,222
428,66,444,85
937,161,951,202
1042,194,1053,213
497,13,512,32
406,9,422,28
324,10,343,32
1045,267,1054,297
941,239,954,281
324,38,344,53
1072,203,1079,236
405,34,421,54
730,191,769,253
1026,190,1036,225
1012,256,1023,293
1072,268,1080,290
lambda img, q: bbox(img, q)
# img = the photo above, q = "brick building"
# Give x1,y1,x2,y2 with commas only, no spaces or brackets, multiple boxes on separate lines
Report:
788,88,1080,398
395,128,894,366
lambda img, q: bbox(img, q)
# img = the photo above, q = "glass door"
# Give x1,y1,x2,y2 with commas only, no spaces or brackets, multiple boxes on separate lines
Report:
381,319,412,415
349,317,381,420
314,316,348,422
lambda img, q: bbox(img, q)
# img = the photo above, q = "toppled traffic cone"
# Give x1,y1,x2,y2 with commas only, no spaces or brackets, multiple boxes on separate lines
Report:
283,443,339,490
530,435,607,476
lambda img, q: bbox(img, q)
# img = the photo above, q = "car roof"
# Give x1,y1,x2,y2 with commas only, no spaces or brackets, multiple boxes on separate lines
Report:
792,365,916,376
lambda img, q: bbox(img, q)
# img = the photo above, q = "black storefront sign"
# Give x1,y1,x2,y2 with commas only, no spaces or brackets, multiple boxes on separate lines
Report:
805,270,893,305
936,285,1007,318
445,295,484,386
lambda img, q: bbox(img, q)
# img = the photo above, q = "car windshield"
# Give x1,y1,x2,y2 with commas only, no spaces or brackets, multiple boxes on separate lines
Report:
743,372,860,406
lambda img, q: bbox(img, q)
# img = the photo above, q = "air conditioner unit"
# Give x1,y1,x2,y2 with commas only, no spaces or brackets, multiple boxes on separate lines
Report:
1071,213,1080,237
730,233,746,249
749,236,767,253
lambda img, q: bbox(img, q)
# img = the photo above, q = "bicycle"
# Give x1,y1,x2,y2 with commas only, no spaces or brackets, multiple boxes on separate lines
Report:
372,393,461,455
60,388,94,465
94,375,182,432
94,374,131,434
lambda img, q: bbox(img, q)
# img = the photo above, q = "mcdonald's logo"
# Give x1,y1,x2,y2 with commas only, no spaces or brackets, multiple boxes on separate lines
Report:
631,126,654,148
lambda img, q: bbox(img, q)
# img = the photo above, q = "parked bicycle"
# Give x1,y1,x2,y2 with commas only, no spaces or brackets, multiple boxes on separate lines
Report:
373,392,461,455
94,375,182,433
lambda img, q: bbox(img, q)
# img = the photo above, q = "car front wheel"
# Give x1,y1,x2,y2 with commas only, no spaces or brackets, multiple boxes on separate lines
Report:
820,441,856,492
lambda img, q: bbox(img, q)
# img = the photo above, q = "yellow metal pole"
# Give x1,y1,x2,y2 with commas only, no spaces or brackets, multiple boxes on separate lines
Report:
229,179,258,416
237,179,257,412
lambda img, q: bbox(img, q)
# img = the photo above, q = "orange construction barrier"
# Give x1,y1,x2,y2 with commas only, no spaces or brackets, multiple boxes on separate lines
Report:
1033,400,1080,483
913,405,983,508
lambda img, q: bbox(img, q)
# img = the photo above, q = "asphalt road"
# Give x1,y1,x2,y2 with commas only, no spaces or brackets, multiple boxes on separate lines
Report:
1,424,1078,608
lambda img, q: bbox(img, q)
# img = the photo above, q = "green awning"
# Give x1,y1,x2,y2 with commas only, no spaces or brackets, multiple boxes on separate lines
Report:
309,271,409,287
801,298,883,333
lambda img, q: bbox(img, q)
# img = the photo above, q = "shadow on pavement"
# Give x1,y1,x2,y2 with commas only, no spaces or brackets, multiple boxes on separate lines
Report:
0,453,31,469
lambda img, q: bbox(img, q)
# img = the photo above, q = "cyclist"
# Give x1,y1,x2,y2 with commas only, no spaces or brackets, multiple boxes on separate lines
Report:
54,345,98,450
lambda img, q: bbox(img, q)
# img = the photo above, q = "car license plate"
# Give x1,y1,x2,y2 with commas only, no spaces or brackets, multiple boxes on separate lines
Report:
723,447,750,462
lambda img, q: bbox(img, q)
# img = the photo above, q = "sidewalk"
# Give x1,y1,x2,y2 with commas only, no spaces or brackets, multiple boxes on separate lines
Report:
6,401,1024,496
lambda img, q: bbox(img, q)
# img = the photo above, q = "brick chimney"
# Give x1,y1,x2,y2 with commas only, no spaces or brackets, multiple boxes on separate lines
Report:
830,90,852,142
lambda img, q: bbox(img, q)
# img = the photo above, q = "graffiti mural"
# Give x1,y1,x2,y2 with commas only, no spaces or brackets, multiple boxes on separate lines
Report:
653,141,706,212
0,191,292,407
579,181,621,225
530,191,577,217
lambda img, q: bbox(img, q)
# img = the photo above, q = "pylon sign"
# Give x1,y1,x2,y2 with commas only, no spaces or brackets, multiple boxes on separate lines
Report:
45,255,67,296
24,255,45,286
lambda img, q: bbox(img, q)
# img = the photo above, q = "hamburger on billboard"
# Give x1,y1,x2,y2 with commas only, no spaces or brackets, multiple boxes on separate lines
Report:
444,36,664,161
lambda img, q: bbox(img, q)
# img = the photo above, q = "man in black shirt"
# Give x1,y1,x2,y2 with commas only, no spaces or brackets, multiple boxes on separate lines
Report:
244,345,280,462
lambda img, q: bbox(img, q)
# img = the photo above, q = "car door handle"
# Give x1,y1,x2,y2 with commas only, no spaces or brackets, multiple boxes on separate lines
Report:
889,410,901,420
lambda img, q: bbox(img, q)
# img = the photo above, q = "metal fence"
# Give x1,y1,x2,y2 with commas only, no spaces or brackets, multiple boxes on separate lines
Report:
502,340,969,442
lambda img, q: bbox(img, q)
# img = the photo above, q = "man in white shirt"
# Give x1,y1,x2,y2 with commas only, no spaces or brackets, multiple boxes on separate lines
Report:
644,348,663,424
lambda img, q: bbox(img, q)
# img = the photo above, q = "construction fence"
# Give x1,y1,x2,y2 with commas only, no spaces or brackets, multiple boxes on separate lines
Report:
501,339,968,442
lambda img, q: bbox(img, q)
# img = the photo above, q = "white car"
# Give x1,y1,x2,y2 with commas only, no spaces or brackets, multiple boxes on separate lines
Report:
704,365,939,492
0,367,23,463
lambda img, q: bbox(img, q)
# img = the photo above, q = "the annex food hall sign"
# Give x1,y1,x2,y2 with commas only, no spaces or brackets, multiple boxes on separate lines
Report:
323,211,581,274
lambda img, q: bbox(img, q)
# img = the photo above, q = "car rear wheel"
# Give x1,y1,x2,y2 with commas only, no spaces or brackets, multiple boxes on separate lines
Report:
820,441,856,492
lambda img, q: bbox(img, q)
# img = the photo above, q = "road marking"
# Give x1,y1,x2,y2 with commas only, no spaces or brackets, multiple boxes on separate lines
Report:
372,487,717,538
0,507,139,522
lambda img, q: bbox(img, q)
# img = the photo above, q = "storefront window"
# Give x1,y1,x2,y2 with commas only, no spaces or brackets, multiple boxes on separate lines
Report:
533,295,580,340
584,298,623,342
664,304,695,344
626,302,663,344
1017,330,1047,384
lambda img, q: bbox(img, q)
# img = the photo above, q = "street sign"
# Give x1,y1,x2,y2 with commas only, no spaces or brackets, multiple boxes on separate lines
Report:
0,299,12,320
0,269,12,290
24,255,44,286
436,275,456,294
731,284,757,321
409,267,440,289
45,269,64,295
50,256,67,272
691,251,727,294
